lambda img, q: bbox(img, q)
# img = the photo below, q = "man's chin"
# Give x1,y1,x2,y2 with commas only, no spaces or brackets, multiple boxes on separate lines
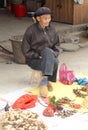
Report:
45,24,49,27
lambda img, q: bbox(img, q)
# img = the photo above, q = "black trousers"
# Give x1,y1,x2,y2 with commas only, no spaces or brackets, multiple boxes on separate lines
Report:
27,47,59,82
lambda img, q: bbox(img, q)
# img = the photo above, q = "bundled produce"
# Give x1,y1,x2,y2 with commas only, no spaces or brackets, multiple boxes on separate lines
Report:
42,96,78,118
73,88,88,98
0,109,48,130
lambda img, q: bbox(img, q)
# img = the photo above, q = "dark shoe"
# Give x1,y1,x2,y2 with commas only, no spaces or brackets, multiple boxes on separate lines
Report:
47,81,53,91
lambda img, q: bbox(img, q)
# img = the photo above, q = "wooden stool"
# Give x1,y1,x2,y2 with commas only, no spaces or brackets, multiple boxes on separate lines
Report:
30,69,42,85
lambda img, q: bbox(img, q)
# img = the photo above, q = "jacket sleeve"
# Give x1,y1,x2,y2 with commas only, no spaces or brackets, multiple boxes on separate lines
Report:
22,28,39,59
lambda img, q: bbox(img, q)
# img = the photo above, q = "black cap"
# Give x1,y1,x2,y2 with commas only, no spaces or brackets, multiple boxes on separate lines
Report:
34,7,52,17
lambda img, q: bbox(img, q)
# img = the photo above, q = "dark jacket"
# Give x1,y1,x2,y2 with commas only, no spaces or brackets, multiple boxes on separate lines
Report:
22,22,60,62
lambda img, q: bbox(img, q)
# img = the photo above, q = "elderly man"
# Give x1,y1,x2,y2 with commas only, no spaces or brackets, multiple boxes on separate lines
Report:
22,7,60,97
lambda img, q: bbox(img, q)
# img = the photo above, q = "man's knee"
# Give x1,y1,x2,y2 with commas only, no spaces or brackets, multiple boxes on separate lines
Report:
41,47,55,57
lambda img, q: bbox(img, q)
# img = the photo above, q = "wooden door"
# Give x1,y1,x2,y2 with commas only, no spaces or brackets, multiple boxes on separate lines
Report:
45,0,73,24
45,0,60,21
73,0,88,24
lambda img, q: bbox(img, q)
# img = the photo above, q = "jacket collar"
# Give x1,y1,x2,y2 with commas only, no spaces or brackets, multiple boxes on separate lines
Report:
37,22,50,30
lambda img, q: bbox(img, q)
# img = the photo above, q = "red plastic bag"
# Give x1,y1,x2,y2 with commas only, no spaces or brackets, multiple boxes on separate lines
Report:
43,106,54,117
59,63,75,85
12,94,38,110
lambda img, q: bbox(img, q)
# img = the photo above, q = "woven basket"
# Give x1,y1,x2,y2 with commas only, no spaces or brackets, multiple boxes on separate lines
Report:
10,35,25,64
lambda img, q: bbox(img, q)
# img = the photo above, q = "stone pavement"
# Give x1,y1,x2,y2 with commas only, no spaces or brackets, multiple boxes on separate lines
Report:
0,10,88,95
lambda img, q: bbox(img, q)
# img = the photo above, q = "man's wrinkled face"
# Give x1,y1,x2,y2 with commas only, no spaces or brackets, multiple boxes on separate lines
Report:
36,14,51,28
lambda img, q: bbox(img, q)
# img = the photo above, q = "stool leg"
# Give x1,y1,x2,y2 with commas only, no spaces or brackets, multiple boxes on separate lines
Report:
37,71,42,85
30,70,42,85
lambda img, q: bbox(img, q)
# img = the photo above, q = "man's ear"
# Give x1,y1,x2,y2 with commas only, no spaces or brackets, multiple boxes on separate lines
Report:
36,16,40,22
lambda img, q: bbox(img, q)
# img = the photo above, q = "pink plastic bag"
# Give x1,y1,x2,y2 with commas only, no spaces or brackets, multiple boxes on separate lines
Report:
59,63,75,85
